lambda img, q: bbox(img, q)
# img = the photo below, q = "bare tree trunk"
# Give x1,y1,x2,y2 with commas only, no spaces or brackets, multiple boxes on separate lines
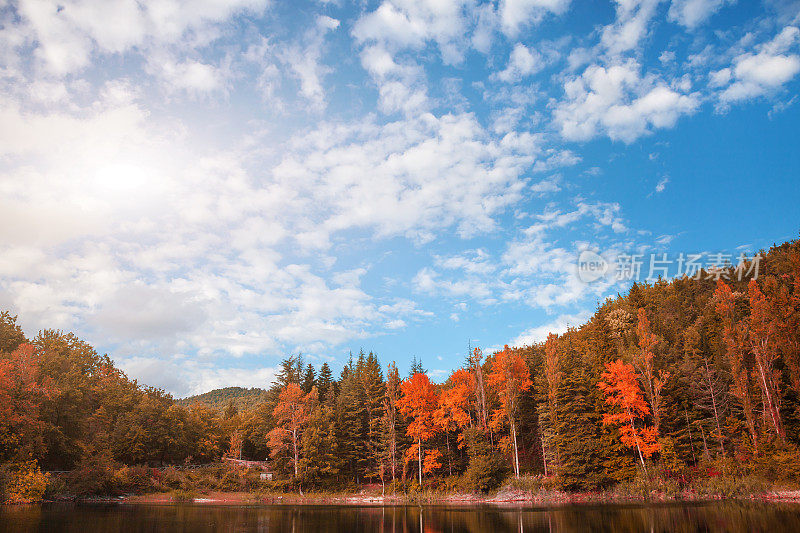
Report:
475,359,488,430
754,351,785,441
418,437,423,486
511,418,520,478
293,428,299,478
446,433,452,477
626,406,647,477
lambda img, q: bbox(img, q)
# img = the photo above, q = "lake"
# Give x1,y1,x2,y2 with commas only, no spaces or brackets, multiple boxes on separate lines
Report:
2,501,800,532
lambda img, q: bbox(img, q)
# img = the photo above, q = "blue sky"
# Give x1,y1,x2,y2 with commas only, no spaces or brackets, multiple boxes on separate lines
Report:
0,0,798,395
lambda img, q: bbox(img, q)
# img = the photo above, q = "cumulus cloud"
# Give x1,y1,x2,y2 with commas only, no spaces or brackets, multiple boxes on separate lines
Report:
352,0,479,114
509,310,592,346
272,112,541,243
499,0,572,36
11,0,270,75
718,26,800,103
352,0,474,65
0,91,440,370
668,0,731,29
148,56,227,97
600,0,661,57
554,60,699,142
494,43,544,82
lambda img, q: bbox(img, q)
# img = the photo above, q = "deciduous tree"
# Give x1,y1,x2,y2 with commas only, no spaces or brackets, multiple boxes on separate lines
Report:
598,359,659,475
488,345,532,478
267,383,317,479
397,372,439,485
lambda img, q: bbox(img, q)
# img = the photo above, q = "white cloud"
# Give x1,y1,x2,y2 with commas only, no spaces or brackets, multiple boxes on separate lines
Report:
709,67,732,87
413,267,495,300
410,200,630,312
359,44,429,114
499,0,572,36
0,91,450,364
495,43,544,82
655,176,669,192
601,0,662,57
352,0,474,65
12,0,270,75
668,0,731,29
509,310,592,346
149,56,227,96
272,112,541,243
554,60,699,142
117,356,279,397
529,174,562,195
281,15,340,111
352,0,480,114
719,27,800,103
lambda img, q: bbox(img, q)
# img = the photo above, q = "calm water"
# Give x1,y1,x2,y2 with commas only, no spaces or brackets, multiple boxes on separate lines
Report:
2,502,800,532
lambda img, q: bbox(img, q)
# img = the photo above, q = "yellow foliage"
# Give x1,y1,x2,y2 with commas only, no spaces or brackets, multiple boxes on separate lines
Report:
3,461,50,503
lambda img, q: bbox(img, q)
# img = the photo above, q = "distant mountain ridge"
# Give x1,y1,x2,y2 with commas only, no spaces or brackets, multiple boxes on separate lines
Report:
178,386,268,413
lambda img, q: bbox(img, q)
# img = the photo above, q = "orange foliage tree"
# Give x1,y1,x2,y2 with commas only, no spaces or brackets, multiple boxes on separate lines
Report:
267,383,317,478
598,359,659,475
487,345,532,478
397,372,440,485
226,430,243,460
435,368,476,475
0,343,52,461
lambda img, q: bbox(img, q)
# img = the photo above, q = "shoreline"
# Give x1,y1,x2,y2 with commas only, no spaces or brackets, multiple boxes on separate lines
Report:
39,489,800,507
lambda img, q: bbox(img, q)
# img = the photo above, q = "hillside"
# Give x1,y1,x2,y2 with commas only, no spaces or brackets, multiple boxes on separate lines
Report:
178,386,269,414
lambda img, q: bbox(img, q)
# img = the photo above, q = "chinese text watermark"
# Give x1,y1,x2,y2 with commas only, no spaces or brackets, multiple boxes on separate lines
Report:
577,251,761,284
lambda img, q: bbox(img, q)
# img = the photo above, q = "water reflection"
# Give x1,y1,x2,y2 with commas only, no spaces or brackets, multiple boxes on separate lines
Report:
2,501,799,532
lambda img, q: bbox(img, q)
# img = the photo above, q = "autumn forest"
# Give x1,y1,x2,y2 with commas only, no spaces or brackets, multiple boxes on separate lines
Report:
2,239,800,502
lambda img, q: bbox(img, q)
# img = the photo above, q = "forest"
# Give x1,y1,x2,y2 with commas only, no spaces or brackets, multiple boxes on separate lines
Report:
1,239,800,503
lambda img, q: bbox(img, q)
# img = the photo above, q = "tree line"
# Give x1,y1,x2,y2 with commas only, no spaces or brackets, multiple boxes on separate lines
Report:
1,238,800,493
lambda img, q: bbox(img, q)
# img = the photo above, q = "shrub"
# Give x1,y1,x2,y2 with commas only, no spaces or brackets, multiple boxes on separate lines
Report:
1,461,50,503
503,474,557,494
64,453,117,496
171,488,198,502
610,471,654,500
689,473,768,498
463,453,508,493
113,466,158,494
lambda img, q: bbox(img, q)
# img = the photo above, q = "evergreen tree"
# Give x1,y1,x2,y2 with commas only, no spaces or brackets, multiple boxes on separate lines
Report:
587,311,637,486
317,363,333,401
361,352,386,481
554,330,606,490
300,400,339,486
301,364,317,394
336,356,368,482
409,355,426,377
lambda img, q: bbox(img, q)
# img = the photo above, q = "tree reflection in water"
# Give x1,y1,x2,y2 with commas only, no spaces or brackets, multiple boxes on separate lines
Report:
2,502,799,532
